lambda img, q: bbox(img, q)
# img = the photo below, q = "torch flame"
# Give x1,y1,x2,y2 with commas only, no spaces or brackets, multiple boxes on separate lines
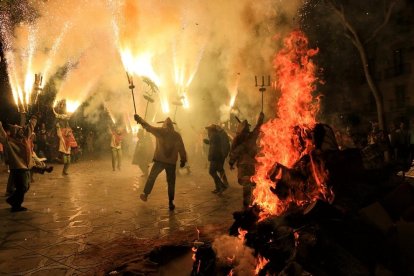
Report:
120,49,161,86
65,100,80,113
229,94,236,108
24,72,35,107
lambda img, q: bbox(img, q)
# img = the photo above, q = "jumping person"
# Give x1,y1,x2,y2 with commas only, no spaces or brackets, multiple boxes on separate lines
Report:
134,114,187,211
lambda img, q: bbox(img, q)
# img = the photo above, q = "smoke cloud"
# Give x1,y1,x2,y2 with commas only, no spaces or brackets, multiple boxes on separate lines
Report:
1,0,304,134
212,234,256,275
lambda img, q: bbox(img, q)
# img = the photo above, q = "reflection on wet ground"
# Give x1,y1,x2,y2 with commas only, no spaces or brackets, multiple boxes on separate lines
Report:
0,159,241,274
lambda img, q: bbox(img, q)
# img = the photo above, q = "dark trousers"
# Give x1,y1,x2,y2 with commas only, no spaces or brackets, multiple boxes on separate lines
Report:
144,161,176,201
237,164,256,208
209,160,227,191
6,169,30,208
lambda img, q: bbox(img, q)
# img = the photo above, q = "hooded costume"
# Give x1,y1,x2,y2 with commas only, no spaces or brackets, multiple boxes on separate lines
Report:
229,112,264,207
204,124,229,193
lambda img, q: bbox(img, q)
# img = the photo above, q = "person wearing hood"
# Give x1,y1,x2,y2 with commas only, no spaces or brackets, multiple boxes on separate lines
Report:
0,115,37,212
229,112,264,208
134,114,187,211
204,124,229,194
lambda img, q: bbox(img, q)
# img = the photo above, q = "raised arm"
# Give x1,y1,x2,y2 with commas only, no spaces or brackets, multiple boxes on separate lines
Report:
253,112,264,134
134,114,163,137
24,118,36,139
53,106,70,120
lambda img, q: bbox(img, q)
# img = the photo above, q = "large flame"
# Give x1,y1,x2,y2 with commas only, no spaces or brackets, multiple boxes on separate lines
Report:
252,30,324,219
120,50,162,86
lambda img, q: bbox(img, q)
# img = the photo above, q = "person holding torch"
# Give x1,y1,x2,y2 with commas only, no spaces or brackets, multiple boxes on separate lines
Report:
134,114,187,211
0,115,37,212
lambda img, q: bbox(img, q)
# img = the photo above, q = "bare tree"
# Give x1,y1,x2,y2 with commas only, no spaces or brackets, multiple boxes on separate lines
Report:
324,0,397,132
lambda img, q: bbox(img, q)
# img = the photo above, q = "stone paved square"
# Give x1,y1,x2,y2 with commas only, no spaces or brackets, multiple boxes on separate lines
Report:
0,159,242,275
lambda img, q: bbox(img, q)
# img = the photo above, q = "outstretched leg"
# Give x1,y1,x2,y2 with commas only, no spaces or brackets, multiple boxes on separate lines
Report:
141,161,165,200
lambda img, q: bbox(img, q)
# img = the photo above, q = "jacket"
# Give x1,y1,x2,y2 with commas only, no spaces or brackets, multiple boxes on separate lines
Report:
139,119,187,165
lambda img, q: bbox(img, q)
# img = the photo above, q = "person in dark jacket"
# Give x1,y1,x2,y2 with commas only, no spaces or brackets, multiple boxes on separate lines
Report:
229,112,264,208
204,124,228,194
134,114,187,211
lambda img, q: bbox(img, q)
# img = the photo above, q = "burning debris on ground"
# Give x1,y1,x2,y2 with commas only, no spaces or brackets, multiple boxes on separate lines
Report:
191,130,414,275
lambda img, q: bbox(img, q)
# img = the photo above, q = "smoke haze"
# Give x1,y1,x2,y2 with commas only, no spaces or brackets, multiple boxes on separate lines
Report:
1,0,305,137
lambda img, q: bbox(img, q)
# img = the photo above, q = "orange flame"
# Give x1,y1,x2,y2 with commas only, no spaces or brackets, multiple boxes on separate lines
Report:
252,30,332,220
192,246,197,261
196,227,200,240
294,232,300,247
254,255,269,275
237,228,248,243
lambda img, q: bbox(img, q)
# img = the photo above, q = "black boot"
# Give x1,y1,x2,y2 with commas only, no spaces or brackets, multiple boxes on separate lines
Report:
169,200,175,211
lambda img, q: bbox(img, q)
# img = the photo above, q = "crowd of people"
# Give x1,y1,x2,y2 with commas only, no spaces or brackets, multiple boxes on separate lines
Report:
334,119,414,172
1,105,413,213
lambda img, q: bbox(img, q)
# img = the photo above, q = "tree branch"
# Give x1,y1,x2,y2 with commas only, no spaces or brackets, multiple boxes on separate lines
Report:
325,0,362,47
364,0,397,44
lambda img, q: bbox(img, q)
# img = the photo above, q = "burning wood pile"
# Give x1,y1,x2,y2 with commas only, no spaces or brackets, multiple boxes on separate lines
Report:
190,122,414,275
189,30,414,275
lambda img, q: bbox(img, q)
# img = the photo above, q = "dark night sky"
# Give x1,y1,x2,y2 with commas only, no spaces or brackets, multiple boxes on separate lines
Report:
0,40,18,124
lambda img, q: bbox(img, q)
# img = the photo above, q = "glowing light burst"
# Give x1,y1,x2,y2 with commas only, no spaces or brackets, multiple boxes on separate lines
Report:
1,16,39,112
42,22,71,84
24,72,35,107
252,30,323,219
228,73,240,108
0,14,21,110
120,49,162,86
172,31,207,110
229,94,236,108
161,98,170,114
65,100,81,113
24,25,37,107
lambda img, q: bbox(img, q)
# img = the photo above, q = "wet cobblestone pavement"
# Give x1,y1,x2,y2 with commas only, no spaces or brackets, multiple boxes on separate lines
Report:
0,158,242,275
